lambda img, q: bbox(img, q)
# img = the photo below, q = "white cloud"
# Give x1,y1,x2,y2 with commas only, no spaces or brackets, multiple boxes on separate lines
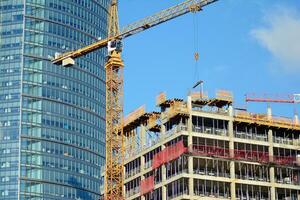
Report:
251,6,300,71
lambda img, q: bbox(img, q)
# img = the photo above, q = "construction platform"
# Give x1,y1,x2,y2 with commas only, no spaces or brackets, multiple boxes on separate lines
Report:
123,90,300,200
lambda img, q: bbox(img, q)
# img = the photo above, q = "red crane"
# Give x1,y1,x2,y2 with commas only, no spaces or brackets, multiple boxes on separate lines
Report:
245,93,300,104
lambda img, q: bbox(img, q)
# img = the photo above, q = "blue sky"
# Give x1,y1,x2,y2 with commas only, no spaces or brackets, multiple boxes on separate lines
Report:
118,0,300,118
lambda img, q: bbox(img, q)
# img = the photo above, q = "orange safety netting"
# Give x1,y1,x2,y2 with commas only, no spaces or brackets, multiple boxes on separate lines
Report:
152,140,187,169
140,175,154,195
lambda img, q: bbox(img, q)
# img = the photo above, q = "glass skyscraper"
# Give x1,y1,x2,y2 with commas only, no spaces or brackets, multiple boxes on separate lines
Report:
0,0,108,199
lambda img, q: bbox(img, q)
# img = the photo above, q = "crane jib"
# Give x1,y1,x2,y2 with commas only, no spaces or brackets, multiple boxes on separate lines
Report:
52,0,218,65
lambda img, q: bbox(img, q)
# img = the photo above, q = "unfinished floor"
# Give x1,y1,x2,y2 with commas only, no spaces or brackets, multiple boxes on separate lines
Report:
123,91,300,200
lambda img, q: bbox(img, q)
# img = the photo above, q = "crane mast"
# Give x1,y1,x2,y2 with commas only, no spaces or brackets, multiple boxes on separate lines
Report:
108,0,120,37
52,0,218,199
105,0,125,199
105,51,124,199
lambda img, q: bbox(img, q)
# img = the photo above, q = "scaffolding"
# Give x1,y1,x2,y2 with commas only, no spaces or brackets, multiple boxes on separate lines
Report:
235,111,300,130
123,110,161,159
156,92,167,106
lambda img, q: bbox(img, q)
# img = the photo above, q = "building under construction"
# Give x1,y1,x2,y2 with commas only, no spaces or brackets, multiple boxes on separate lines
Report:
123,90,300,200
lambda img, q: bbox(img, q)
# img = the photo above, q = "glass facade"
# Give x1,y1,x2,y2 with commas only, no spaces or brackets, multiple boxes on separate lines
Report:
0,0,108,199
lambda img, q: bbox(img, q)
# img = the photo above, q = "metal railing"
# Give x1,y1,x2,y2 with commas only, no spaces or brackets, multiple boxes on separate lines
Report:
234,131,268,142
193,125,228,136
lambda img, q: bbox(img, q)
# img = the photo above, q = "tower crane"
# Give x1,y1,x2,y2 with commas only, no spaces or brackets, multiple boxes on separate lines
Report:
52,0,218,199
245,93,300,122
246,93,300,104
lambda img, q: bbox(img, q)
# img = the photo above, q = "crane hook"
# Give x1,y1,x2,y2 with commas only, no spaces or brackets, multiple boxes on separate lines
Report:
194,52,199,61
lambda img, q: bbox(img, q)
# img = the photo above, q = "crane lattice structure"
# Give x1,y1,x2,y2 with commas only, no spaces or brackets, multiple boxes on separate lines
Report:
246,93,300,104
52,0,218,199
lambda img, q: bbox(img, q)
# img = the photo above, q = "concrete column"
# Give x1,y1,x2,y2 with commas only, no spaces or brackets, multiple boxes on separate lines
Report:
228,104,234,117
270,167,276,200
123,185,126,199
228,121,234,158
140,155,145,200
188,114,192,133
230,161,236,200
162,144,167,200
187,96,192,111
268,130,274,162
187,96,194,197
162,185,167,200
228,105,234,157
161,124,166,135
188,127,194,196
267,105,272,120
141,155,145,173
188,156,194,196
229,121,236,200
268,129,276,200
187,95,193,148
228,105,234,158
228,105,235,199
140,125,146,149
123,166,126,199
188,115,193,152
295,113,299,125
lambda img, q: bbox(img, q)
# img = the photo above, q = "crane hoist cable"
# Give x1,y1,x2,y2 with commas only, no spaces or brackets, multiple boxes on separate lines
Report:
192,9,200,83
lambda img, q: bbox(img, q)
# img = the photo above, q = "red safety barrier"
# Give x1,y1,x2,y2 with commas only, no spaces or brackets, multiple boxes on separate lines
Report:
152,140,187,169
191,145,297,166
234,149,269,163
152,150,166,169
191,145,230,158
274,156,296,165
191,145,272,163
140,175,154,195
165,140,187,163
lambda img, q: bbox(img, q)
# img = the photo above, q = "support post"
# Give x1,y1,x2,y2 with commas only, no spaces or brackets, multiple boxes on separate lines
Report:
187,95,193,152
162,185,167,200
268,129,276,200
141,155,145,200
188,156,193,196
295,113,299,125
228,104,235,200
187,95,194,197
162,144,167,200
140,125,146,150
267,105,272,120
161,124,166,135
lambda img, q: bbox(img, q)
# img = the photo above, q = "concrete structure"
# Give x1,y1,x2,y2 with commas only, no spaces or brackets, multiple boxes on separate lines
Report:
123,91,300,200
0,0,108,199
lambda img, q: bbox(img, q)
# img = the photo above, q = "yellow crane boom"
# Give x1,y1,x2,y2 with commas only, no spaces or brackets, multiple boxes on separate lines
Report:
52,0,217,66
52,0,218,199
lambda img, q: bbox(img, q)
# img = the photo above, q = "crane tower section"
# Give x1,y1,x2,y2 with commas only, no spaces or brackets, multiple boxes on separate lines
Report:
105,0,125,199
